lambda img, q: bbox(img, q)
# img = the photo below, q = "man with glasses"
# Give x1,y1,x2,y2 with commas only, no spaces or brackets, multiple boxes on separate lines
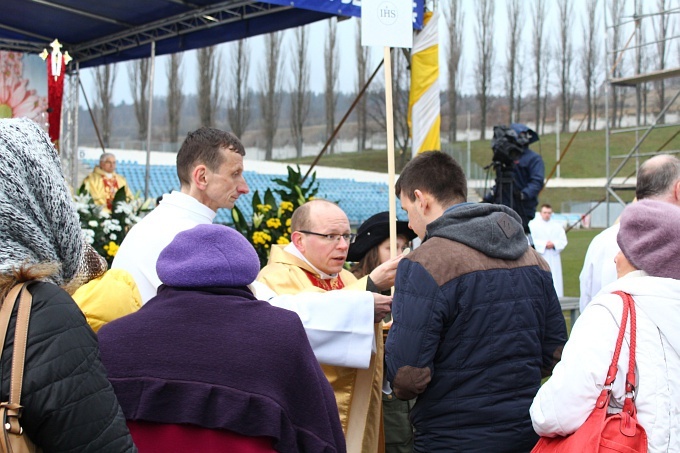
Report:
258,199,403,453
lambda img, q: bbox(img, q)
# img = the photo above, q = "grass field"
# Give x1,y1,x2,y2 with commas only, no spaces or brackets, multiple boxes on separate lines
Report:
561,228,603,298
279,128,680,179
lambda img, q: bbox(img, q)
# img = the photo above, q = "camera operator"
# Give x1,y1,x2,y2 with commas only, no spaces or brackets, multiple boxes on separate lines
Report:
483,123,544,234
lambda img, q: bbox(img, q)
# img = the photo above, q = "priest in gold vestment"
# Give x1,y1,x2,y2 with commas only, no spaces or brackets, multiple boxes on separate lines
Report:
258,200,402,453
81,152,132,211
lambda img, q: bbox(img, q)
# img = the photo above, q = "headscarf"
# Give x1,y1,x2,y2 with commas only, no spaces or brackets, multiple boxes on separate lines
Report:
0,118,83,285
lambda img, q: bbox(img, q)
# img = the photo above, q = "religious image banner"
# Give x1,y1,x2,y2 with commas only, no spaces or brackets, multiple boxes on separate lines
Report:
0,51,48,127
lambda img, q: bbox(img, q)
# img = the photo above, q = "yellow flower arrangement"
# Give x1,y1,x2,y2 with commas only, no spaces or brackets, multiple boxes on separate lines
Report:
103,241,119,257
231,165,319,268
252,231,272,245
266,218,282,229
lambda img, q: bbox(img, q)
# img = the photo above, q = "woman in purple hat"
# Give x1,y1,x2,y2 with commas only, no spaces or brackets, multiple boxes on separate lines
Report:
98,223,345,453
530,199,680,452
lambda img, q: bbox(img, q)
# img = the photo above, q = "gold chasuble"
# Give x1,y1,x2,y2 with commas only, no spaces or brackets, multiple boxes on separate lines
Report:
81,167,133,211
258,245,384,453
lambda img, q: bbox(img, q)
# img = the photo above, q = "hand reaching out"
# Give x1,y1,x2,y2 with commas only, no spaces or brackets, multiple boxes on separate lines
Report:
373,293,392,323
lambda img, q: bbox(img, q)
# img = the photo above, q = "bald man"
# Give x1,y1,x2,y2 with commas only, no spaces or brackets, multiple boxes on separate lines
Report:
579,154,680,311
258,199,403,453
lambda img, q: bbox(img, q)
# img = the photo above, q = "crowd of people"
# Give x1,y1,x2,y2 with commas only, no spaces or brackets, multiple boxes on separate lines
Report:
0,116,678,452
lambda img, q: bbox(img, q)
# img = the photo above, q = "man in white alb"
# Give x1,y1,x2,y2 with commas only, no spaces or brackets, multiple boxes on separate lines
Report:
529,204,568,297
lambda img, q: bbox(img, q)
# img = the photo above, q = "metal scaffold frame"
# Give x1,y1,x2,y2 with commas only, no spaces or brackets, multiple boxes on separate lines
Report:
603,0,680,224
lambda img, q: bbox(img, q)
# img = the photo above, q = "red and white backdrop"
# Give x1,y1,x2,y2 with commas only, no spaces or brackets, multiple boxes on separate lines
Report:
0,49,61,147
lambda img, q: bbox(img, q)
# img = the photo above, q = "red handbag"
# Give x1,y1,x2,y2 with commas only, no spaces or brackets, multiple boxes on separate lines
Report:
531,291,648,453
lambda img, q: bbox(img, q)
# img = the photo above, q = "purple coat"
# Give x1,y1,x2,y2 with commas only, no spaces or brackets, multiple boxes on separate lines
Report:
99,285,346,453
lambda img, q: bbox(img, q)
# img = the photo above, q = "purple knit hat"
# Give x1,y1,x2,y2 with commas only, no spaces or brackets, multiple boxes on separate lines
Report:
617,199,680,280
157,224,260,287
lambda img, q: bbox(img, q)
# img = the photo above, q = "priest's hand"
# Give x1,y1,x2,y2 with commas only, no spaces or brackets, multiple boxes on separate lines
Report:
368,254,404,291
373,293,392,323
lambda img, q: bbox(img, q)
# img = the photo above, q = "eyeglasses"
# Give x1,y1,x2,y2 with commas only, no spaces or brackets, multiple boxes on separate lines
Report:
298,230,357,244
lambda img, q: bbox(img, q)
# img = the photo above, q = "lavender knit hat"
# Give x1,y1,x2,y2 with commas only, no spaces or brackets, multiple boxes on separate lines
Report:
617,199,680,279
0,118,83,285
157,224,260,288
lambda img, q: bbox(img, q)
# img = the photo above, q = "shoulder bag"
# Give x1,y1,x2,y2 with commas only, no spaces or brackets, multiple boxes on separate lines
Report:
531,291,648,453
0,283,41,453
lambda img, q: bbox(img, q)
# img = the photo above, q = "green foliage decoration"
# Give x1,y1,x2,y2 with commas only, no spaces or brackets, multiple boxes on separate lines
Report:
232,165,319,267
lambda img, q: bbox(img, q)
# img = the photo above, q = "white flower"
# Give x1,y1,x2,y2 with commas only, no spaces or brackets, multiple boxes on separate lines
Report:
88,220,98,227
82,229,95,244
109,233,117,241
102,219,122,234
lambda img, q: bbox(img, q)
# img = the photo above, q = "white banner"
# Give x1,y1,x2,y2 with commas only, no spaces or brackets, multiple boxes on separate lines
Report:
361,0,413,48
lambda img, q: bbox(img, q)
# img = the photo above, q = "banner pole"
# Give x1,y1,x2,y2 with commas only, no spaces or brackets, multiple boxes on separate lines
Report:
384,46,397,263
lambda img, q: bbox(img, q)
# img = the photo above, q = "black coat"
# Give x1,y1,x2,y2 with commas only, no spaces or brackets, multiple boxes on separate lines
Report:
0,281,135,452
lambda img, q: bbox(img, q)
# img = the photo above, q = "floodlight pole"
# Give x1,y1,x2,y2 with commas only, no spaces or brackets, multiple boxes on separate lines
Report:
144,41,156,201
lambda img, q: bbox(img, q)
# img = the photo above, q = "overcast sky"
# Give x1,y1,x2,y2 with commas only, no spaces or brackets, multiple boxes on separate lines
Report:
79,0,667,106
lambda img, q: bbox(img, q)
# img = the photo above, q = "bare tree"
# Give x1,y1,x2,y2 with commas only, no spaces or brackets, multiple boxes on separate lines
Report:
128,58,149,140
356,21,371,152
196,46,222,128
289,26,311,158
581,0,599,131
557,0,574,132
324,18,340,154
532,0,547,131
475,0,494,140
444,0,463,142
541,48,553,135
227,39,251,139
608,0,624,127
654,0,669,123
259,31,284,160
505,0,521,124
166,53,184,143
94,63,116,147
514,49,528,122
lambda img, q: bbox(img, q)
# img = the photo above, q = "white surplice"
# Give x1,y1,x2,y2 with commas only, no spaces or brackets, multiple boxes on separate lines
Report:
529,217,568,297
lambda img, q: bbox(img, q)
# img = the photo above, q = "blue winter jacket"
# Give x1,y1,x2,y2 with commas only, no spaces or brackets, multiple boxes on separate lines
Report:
385,203,567,453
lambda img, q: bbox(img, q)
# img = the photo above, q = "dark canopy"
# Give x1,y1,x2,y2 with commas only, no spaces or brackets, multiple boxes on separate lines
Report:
0,1,358,68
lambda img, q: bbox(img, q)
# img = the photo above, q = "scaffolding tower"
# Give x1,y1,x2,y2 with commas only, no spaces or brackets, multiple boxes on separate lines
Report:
604,0,680,224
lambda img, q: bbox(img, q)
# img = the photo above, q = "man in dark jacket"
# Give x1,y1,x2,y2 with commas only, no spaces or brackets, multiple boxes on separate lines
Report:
385,151,567,452
484,123,544,233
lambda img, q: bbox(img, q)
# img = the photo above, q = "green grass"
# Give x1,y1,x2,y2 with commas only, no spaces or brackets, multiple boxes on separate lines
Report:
279,128,680,179
561,228,603,298
467,128,680,179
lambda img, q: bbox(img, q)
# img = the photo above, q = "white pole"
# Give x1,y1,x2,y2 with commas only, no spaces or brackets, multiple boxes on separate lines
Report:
466,111,471,177
384,47,397,266
556,107,561,179
144,41,156,200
